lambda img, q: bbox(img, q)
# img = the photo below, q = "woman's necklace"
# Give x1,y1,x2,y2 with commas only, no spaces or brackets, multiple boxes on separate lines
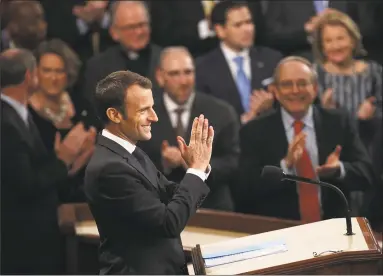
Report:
43,100,68,125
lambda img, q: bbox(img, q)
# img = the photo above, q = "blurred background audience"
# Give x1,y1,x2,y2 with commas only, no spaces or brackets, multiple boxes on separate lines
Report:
1,1,382,274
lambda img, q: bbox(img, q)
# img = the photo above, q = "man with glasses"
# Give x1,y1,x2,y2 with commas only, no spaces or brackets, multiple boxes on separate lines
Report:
237,56,373,221
82,1,161,109
138,46,240,211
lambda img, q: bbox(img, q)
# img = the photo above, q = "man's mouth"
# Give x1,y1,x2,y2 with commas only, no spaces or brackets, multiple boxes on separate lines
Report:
142,125,151,131
287,96,306,102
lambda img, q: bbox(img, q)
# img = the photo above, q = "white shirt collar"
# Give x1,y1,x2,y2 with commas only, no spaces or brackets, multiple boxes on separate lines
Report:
281,106,314,131
101,129,136,154
163,92,195,113
1,94,29,124
220,42,250,62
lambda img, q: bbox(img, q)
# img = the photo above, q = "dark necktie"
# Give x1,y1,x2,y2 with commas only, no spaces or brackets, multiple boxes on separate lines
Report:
132,147,149,172
174,108,185,137
132,147,157,187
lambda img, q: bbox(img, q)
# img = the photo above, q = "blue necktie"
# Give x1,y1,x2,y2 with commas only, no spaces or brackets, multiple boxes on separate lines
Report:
313,0,326,14
233,56,251,112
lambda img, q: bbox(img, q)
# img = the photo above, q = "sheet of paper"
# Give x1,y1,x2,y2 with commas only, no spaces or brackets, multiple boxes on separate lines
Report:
204,243,287,268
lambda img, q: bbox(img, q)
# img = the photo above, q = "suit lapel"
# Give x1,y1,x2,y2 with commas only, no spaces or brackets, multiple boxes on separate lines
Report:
274,109,289,159
216,48,244,113
250,48,264,89
2,101,36,150
313,106,329,166
156,97,179,145
97,135,159,189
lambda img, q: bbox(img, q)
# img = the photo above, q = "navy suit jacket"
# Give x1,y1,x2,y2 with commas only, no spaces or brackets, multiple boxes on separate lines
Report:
195,46,283,117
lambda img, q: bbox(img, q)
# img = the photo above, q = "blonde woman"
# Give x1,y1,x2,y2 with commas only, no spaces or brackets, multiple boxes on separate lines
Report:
312,11,382,146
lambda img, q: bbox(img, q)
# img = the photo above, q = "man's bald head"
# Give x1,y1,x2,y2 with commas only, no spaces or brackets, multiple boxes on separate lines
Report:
0,48,36,88
158,46,193,69
156,47,195,105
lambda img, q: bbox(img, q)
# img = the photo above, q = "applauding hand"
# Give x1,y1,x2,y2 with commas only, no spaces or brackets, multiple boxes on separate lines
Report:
176,114,214,172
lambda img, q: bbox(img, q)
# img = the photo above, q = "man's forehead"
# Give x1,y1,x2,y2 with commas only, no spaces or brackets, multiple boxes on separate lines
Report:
163,54,193,69
226,6,251,22
279,61,312,78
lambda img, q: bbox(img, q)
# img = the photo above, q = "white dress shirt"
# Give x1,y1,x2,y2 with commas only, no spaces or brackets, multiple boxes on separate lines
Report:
220,42,251,81
280,106,345,178
101,129,210,181
1,94,29,125
279,106,346,212
163,92,195,130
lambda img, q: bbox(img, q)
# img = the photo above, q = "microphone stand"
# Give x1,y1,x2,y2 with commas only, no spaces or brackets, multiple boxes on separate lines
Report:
283,173,355,236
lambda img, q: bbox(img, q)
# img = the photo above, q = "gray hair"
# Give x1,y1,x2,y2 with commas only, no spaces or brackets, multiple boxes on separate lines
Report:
273,56,318,83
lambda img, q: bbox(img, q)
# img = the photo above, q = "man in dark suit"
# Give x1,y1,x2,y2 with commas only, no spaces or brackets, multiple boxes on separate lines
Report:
0,49,86,274
0,1,46,52
81,1,161,108
84,70,214,274
238,56,374,221
195,1,283,124
148,0,265,58
139,47,239,211
263,1,350,60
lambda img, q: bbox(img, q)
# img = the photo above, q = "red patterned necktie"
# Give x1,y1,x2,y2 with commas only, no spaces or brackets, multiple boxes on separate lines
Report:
293,120,321,223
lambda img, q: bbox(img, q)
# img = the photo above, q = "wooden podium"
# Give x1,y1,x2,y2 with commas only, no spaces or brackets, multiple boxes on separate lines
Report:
58,203,300,274
191,217,382,275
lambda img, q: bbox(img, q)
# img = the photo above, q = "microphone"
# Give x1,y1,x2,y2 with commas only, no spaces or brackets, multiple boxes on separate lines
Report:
261,165,354,236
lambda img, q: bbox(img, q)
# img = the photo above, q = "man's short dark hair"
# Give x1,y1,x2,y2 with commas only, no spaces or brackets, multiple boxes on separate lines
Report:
0,48,36,88
210,0,248,27
94,70,152,125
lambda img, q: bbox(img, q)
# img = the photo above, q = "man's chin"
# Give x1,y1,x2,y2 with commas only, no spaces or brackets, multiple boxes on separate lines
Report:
140,133,152,141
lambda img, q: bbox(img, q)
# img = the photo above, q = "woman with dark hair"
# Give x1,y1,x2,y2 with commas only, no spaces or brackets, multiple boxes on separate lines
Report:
29,38,97,202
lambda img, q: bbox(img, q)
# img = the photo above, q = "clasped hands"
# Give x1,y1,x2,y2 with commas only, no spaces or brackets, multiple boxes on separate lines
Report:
241,89,274,124
162,114,214,172
54,122,97,176
284,132,342,178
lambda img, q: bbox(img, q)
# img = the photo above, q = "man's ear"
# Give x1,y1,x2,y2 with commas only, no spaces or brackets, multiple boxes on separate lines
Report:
109,25,119,42
214,24,225,40
106,108,122,123
155,67,164,88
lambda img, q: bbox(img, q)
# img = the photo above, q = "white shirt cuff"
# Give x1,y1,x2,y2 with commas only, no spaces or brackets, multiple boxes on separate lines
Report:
338,162,346,179
76,18,89,35
280,159,294,175
187,164,211,181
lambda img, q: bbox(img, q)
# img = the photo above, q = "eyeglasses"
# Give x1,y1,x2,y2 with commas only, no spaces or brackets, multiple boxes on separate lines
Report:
276,79,313,91
114,21,149,32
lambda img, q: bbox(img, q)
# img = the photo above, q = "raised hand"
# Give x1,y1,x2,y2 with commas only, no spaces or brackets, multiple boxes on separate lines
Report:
176,114,214,172
161,140,186,169
321,88,336,109
357,96,376,120
68,126,97,176
283,132,307,169
54,122,88,167
316,145,342,177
